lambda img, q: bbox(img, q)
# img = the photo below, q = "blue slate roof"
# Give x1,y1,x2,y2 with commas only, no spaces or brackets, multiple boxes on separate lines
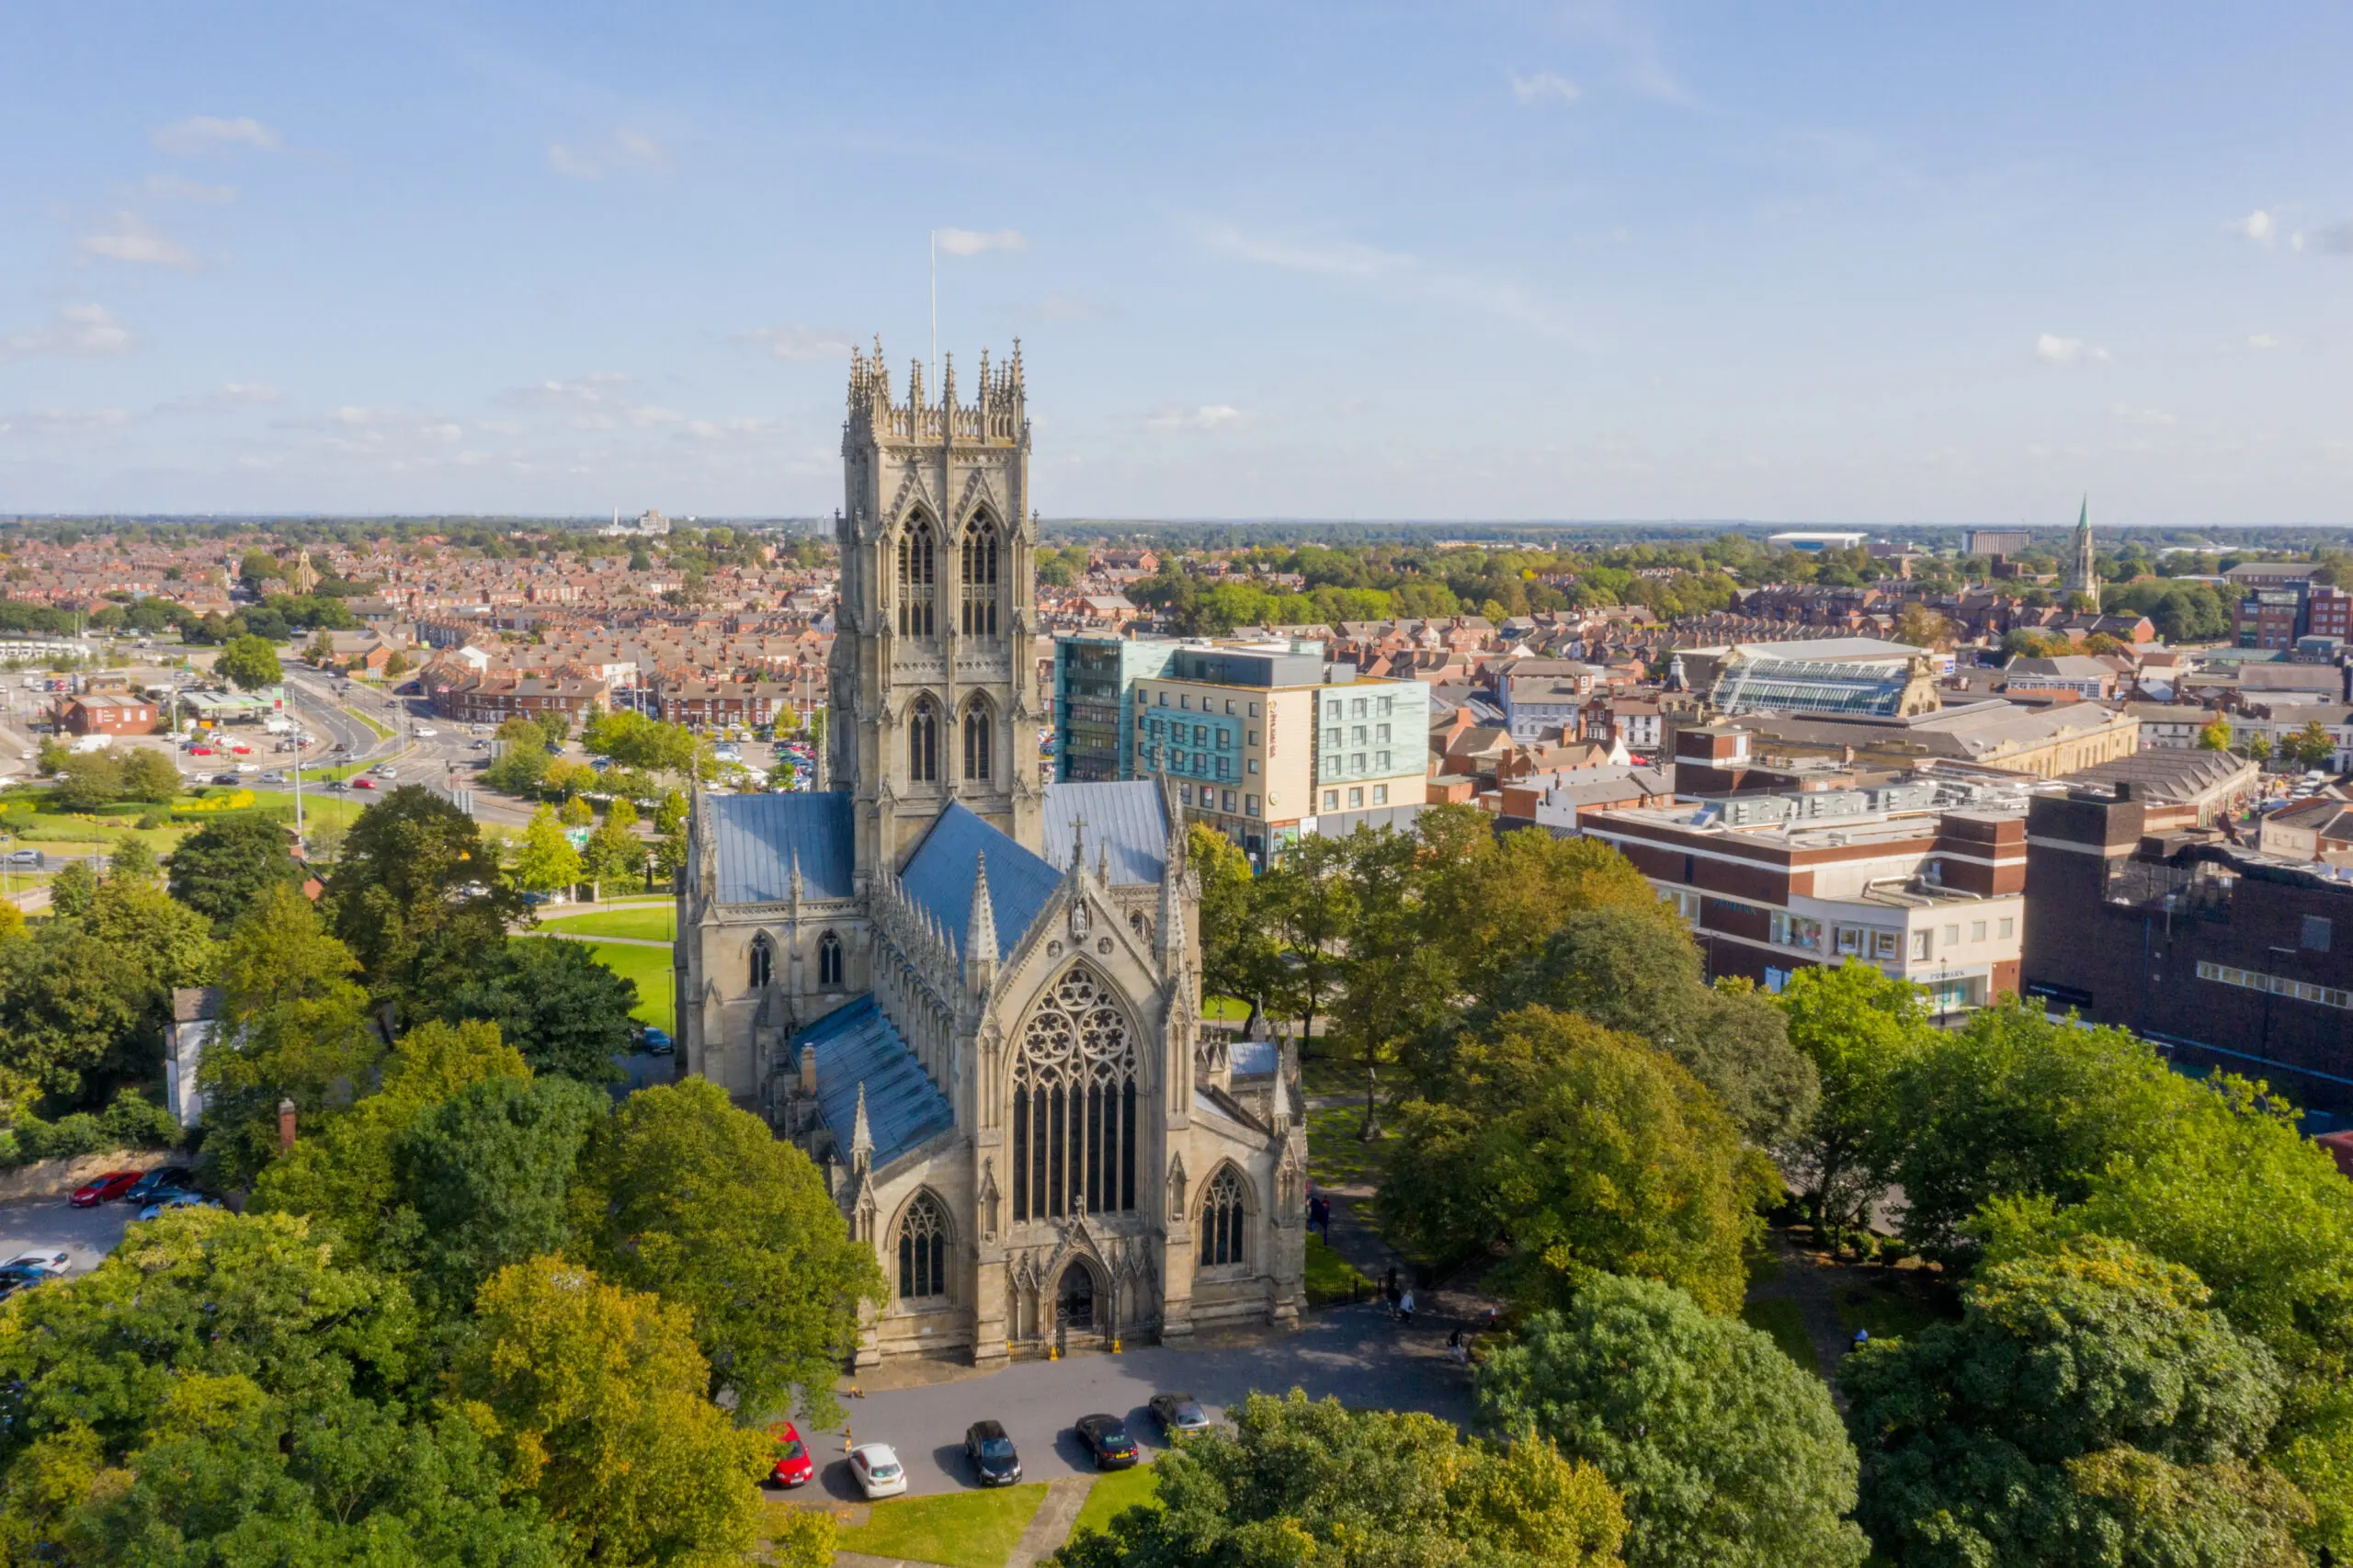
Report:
1231,1040,1279,1076
795,996,954,1169
710,792,855,903
899,803,1062,959
1041,780,1168,886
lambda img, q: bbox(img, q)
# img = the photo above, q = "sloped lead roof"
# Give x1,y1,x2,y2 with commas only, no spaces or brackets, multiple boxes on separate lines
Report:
1042,780,1168,885
710,792,855,903
899,802,1061,960
794,996,952,1170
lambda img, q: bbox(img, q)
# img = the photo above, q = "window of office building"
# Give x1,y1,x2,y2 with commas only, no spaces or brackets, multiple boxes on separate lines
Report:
1323,790,1338,811
1998,916,2016,939
1371,785,1387,804
1911,930,1931,960
1348,787,1363,808
1972,920,1987,942
1245,794,1260,816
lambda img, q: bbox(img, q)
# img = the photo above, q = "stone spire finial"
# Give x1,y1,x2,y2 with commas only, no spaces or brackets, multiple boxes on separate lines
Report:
941,350,955,412
788,845,804,904
967,851,998,968
849,1081,873,1168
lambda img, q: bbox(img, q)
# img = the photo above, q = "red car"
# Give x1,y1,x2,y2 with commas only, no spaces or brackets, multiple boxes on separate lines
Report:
353,778,376,789
70,1171,142,1208
768,1421,814,1488
189,745,213,756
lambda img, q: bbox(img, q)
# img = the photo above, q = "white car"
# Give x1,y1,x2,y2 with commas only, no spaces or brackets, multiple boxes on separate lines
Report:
847,1443,907,1499
3,1251,70,1278
414,726,438,737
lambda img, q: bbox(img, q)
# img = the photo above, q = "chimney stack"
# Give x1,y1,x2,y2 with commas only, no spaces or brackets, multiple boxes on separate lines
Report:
277,1098,298,1153
799,1044,817,1096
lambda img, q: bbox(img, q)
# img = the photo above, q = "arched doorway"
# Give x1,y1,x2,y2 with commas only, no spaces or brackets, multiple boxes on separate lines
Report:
1056,1262,1096,1333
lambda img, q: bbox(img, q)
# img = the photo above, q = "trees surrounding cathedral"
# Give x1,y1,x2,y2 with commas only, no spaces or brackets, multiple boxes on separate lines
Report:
570,1080,886,1425
436,937,637,1085
1381,1007,1771,1315
324,784,520,1015
1056,1391,1627,1568
1481,1274,1868,1568
166,810,305,929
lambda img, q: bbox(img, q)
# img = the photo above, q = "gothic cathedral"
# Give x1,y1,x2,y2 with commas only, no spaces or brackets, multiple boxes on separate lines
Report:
677,344,1307,1364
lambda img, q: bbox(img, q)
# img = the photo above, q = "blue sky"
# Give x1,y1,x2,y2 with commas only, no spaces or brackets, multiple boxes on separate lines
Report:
2,2,2347,524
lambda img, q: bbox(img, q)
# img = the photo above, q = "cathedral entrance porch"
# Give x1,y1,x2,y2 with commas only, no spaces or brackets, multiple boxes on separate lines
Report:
1054,1259,1104,1355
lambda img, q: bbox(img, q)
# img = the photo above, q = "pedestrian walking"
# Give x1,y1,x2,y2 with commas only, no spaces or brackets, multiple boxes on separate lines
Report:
1398,1289,1415,1325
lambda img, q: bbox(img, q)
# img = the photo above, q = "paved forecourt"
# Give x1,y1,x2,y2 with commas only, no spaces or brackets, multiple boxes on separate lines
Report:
799,1298,1476,1502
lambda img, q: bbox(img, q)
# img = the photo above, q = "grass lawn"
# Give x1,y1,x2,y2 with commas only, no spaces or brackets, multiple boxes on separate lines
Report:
1068,1464,1162,1542
540,905,675,941
1741,1298,1818,1374
1303,1103,1390,1190
349,708,395,740
518,936,674,1034
830,1483,1049,1568
1304,1233,1373,1308
1299,1053,1359,1097
1201,994,1252,1021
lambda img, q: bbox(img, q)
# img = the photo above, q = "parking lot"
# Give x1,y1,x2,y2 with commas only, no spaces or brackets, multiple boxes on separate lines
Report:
0,1195,139,1277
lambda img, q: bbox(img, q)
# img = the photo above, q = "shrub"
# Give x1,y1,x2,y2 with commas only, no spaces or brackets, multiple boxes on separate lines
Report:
100,1091,181,1151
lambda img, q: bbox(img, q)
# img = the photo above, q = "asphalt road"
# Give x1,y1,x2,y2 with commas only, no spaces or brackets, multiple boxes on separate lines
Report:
793,1299,1478,1502
0,1195,140,1277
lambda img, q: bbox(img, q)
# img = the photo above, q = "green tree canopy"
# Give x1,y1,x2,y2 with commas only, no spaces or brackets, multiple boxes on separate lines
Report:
1054,1389,1626,1568
166,812,304,929
455,1256,772,1568
1478,1273,1868,1568
508,803,584,895
201,881,380,1183
1881,1000,2190,1257
1774,960,1935,1231
214,634,283,692
1842,1238,2303,1568
570,1079,886,1426
325,786,521,1012
397,1074,607,1313
1482,906,1817,1146
1380,1006,1772,1314
437,937,636,1085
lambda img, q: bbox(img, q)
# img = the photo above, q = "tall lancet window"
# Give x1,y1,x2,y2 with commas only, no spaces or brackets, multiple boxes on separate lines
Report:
908,697,939,783
1199,1166,1246,1267
897,517,936,636
961,517,999,636
818,929,843,988
963,701,993,783
896,1192,949,1301
1010,966,1139,1224
748,934,774,990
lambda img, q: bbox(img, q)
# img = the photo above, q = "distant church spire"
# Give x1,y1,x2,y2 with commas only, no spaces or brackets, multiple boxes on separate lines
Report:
2069,494,2100,613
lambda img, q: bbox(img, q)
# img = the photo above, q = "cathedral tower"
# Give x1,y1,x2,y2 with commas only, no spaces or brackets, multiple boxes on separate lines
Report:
830,341,1043,877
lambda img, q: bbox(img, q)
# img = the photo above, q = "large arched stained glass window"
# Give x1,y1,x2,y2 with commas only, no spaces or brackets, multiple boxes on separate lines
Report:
1199,1166,1246,1267
897,517,936,637
896,1191,949,1301
1009,967,1138,1224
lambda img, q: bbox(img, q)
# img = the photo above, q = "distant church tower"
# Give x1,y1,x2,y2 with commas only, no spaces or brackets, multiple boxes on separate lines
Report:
830,341,1043,875
2067,496,2100,612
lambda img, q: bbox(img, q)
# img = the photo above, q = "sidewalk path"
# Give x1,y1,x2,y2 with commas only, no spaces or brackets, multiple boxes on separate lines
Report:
1006,1476,1093,1568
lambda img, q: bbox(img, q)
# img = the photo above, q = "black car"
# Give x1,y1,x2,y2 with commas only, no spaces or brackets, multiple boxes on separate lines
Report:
964,1420,1022,1486
127,1167,195,1205
1148,1392,1212,1438
1074,1414,1138,1471
211,773,241,786
0,1267,50,1302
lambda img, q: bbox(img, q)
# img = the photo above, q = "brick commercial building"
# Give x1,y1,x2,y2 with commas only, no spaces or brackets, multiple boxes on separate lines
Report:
2022,780,2353,1123
54,693,158,735
1585,737,2029,1014
421,668,608,727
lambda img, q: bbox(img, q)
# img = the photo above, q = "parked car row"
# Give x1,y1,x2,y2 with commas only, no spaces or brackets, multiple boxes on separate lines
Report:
67,1165,213,1221
778,1393,1215,1501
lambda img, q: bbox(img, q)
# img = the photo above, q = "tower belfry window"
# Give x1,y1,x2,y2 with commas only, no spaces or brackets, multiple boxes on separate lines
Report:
963,702,993,782
897,518,937,637
909,697,939,782
961,517,1000,636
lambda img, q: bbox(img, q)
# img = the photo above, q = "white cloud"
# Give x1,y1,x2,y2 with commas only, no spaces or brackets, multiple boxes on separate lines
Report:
1511,71,1581,104
936,227,1027,256
1205,222,1567,335
1146,404,1246,434
2034,333,2109,366
140,175,235,204
2228,209,2275,245
0,304,132,362
738,325,854,361
2248,333,2283,350
152,116,279,155
80,212,197,268
2292,231,2307,253
2112,403,2176,426
626,405,684,426
548,130,669,179
498,372,630,407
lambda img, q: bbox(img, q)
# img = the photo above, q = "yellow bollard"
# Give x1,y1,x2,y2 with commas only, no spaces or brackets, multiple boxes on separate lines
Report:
844,1424,853,1453
1110,1336,1122,1354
